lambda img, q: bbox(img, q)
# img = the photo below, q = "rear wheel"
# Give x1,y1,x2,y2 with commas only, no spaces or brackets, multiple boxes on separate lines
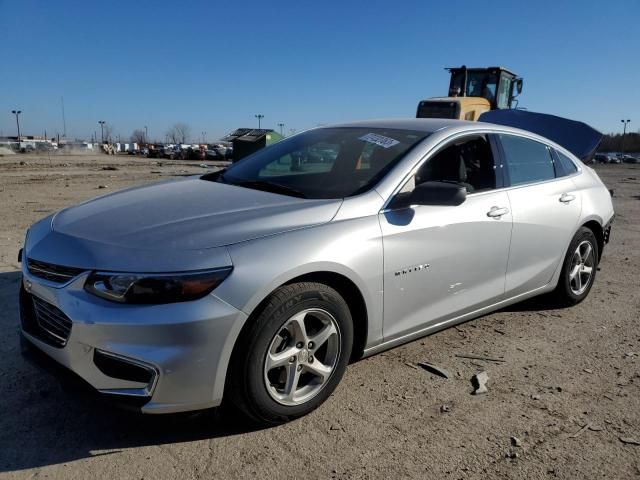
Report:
227,282,353,425
553,227,598,306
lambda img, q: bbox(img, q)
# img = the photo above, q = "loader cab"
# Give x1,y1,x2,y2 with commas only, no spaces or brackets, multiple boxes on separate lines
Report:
448,66,522,110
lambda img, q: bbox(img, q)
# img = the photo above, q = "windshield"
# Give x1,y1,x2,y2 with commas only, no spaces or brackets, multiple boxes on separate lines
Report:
205,127,429,199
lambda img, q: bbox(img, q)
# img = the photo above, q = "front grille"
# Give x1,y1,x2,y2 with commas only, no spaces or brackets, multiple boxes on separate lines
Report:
27,258,86,284
20,287,72,348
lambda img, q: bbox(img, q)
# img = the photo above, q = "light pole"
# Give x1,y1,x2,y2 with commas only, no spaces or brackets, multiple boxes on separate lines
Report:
255,114,264,129
277,123,284,136
202,131,206,143
144,125,148,144
621,119,631,155
11,110,21,144
98,120,106,143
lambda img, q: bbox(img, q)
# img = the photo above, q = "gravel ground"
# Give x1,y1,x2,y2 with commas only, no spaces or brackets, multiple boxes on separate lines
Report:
0,153,639,479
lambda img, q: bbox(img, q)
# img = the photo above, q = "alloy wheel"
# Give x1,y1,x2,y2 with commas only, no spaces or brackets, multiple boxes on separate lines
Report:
263,308,341,406
569,240,595,295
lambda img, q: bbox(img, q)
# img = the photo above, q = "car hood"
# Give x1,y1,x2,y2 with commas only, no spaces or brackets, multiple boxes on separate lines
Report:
52,177,341,250
25,177,341,272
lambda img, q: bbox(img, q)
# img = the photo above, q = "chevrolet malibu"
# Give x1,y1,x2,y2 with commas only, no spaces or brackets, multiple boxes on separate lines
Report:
20,119,614,424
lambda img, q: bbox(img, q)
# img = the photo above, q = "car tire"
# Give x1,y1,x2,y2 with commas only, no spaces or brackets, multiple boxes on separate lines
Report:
552,227,599,306
227,282,353,425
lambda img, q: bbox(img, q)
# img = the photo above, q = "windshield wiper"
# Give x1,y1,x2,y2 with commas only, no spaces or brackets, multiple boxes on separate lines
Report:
234,180,307,198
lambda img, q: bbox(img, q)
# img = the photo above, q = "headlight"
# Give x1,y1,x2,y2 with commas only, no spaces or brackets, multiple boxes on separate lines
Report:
84,268,232,304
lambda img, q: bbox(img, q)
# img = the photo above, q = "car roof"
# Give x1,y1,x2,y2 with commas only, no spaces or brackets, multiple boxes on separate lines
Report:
324,118,581,161
330,118,474,133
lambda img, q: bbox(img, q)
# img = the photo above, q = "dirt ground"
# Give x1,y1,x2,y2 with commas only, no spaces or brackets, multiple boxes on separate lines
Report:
0,152,638,479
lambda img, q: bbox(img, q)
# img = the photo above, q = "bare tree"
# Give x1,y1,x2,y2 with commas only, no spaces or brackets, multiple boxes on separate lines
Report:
130,129,146,145
166,122,191,144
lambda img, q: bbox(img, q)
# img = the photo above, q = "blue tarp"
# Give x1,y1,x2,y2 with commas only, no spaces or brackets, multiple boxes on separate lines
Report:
479,109,602,161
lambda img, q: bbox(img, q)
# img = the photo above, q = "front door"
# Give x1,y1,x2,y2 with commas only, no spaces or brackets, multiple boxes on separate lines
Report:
380,134,512,341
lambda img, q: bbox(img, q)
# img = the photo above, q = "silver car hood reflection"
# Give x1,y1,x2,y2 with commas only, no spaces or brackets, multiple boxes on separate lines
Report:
52,177,342,250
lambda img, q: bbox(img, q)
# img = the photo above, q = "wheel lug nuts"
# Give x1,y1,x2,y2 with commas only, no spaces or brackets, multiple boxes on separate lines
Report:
289,356,296,363
297,365,302,371
296,342,303,348
308,341,314,349
308,356,314,363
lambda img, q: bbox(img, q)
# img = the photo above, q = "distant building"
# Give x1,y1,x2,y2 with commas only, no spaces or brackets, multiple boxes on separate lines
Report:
221,128,283,162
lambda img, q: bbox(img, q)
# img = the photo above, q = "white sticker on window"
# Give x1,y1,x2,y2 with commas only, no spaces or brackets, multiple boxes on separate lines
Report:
358,133,400,149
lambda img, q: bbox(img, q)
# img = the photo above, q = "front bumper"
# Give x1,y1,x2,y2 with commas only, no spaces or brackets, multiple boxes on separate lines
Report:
19,266,247,414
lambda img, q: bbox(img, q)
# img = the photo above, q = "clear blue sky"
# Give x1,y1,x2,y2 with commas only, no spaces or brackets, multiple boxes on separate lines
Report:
1,0,639,142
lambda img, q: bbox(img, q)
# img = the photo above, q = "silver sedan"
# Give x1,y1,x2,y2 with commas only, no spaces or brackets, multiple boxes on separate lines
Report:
19,119,614,424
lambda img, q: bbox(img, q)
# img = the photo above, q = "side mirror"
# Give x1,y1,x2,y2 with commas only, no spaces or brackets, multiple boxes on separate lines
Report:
515,78,523,95
390,181,467,209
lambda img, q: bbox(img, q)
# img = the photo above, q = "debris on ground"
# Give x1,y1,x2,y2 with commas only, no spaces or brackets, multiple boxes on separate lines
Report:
588,425,604,432
471,371,489,395
101,166,119,171
404,362,419,370
531,394,541,400
510,436,522,447
440,405,450,413
418,362,450,379
569,423,591,438
584,368,593,374
455,353,506,363
98,185,108,189
619,437,640,446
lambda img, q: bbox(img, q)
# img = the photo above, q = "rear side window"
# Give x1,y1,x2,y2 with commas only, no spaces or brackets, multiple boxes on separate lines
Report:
555,150,579,175
499,134,555,186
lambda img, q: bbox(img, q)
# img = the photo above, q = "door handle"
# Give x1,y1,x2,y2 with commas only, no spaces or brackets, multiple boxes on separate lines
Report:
487,206,509,218
559,193,576,203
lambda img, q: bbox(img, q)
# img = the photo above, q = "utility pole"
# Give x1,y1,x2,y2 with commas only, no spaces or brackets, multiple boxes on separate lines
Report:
277,123,285,136
621,119,631,155
60,96,67,138
202,131,206,143
255,114,264,129
144,125,148,144
11,110,21,145
98,120,106,143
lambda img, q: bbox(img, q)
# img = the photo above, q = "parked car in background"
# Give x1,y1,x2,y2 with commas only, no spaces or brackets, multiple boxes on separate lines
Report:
146,144,165,158
19,119,614,424
622,155,640,164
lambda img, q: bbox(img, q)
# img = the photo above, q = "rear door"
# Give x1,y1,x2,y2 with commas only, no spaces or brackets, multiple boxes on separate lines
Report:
497,133,582,297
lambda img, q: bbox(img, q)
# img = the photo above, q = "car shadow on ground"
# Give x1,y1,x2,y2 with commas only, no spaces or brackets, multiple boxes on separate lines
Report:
0,270,266,473
0,269,570,473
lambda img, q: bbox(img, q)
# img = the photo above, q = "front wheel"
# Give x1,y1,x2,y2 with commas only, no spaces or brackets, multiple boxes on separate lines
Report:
553,227,599,306
226,282,353,425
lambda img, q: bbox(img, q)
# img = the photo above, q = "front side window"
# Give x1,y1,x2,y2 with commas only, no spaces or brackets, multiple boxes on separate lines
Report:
499,134,555,186
400,135,498,195
208,128,429,199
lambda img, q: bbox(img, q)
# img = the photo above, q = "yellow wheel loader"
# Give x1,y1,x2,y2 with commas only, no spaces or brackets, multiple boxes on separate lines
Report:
416,66,523,121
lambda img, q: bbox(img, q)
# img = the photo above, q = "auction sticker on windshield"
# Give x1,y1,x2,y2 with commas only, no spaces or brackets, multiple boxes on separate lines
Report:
359,133,400,149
